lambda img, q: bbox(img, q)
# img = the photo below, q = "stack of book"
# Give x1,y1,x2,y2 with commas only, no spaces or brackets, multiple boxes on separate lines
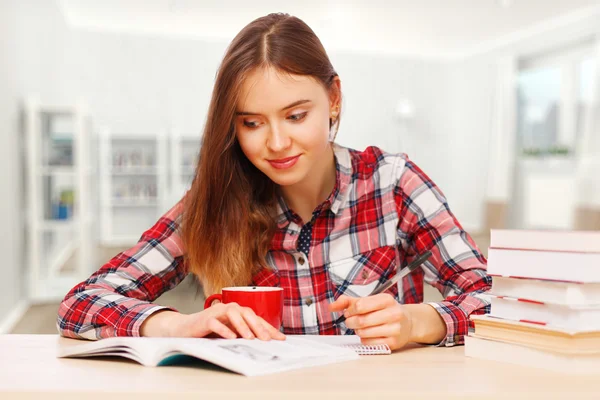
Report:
465,229,600,374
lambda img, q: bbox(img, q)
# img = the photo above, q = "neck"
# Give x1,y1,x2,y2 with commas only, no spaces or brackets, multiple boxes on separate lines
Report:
281,145,336,223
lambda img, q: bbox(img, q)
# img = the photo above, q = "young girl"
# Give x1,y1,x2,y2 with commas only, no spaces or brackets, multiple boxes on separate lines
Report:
58,13,491,350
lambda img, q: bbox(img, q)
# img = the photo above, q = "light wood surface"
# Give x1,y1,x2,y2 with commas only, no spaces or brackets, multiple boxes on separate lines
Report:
1,334,598,400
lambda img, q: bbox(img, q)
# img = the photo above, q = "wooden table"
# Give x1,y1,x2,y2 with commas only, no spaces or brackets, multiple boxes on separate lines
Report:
1,334,598,399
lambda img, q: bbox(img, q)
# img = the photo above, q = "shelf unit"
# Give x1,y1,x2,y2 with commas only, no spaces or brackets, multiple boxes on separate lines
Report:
169,129,201,206
99,130,169,246
23,98,97,302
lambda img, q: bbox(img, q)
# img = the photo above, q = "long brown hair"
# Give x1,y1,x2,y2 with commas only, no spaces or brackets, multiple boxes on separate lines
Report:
182,13,341,295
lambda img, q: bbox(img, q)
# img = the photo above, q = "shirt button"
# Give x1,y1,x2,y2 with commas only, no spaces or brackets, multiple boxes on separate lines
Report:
361,270,369,279
305,298,313,306
298,257,305,265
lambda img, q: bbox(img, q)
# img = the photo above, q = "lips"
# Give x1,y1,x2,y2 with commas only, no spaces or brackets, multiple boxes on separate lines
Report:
268,154,301,170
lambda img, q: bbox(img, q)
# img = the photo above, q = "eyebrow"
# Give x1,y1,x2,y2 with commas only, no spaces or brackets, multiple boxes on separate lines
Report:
235,99,311,116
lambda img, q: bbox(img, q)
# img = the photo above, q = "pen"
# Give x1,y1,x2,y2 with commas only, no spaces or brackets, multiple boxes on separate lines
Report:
333,250,433,326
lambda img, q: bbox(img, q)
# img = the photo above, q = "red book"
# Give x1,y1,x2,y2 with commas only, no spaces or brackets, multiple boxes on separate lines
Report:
489,295,600,331
489,276,600,306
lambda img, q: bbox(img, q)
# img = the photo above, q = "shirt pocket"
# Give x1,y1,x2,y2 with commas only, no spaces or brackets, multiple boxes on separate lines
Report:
327,246,397,298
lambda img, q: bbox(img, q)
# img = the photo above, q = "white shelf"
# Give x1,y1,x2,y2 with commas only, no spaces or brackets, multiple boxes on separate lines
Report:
48,239,78,276
170,130,201,206
39,166,75,176
100,131,168,246
38,166,96,176
28,274,86,304
24,97,97,301
38,106,75,115
111,198,158,207
110,166,158,175
38,219,77,231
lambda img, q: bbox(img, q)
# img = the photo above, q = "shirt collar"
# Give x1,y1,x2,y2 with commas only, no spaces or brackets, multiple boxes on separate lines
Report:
275,143,352,229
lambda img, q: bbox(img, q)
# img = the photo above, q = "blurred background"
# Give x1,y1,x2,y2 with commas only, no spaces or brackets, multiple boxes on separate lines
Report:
1,0,599,334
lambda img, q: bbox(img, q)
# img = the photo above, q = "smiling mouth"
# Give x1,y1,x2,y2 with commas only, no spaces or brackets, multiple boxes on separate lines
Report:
267,154,301,169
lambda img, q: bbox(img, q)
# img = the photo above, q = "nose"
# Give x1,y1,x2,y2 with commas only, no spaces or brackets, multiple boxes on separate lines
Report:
266,123,291,153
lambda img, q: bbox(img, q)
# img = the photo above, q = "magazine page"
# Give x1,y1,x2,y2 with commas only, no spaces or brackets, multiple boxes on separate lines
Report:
177,336,360,376
58,336,360,376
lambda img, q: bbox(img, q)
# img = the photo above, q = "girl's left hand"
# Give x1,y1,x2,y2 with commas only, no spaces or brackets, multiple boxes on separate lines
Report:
329,294,413,351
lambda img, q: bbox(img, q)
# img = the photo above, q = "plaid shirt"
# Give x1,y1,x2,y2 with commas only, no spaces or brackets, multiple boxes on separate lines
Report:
58,144,491,346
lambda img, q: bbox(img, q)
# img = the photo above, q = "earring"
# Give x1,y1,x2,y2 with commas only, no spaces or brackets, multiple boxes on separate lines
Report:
331,105,339,119
329,105,339,142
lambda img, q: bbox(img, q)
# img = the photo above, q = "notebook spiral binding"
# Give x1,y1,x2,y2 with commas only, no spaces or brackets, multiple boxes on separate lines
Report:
342,343,391,355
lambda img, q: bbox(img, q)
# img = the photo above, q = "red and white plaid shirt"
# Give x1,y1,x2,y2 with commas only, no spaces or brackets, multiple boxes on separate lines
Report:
58,144,491,346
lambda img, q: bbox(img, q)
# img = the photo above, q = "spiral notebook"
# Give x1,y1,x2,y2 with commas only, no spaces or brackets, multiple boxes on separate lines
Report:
340,343,391,355
293,335,391,355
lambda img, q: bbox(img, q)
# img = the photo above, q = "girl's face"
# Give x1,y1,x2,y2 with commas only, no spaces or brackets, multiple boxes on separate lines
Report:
235,67,339,187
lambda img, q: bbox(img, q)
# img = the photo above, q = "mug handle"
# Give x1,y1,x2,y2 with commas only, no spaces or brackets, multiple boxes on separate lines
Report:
204,294,222,309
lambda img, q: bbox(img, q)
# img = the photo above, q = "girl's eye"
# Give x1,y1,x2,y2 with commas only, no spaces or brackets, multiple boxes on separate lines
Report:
288,112,307,122
243,120,260,128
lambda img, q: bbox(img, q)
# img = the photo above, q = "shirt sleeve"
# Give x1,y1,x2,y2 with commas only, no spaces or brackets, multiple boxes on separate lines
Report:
56,199,188,340
394,156,491,347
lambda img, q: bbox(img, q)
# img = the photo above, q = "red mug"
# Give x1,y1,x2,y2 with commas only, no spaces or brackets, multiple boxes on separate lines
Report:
204,286,284,330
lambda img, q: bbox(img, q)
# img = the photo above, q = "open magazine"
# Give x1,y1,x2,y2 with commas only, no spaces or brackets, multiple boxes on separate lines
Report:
57,335,389,376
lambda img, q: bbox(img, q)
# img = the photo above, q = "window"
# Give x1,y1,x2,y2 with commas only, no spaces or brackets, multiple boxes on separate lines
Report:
517,41,595,159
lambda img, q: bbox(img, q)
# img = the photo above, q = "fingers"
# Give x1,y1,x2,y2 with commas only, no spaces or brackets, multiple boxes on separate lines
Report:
344,307,399,330
239,307,286,340
345,293,396,318
353,323,400,339
346,304,411,351
237,306,275,341
207,303,283,341
223,305,256,339
328,295,358,312
259,319,286,341
205,317,237,339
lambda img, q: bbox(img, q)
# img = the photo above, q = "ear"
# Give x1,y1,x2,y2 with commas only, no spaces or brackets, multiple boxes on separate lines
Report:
328,76,342,109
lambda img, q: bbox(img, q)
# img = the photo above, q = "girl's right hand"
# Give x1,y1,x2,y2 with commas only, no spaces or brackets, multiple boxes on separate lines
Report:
140,303,286,341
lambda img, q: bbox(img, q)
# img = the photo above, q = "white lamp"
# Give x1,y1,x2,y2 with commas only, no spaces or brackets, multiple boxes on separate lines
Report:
395,99,415,154
395,99,415,121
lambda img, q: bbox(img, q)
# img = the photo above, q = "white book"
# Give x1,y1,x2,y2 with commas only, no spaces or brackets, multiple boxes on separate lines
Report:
57,336,386,376
490,229,600,253
487,248,600,283
491,276,600,306
489,295,600,331
470,315,600,354
465,335,600,375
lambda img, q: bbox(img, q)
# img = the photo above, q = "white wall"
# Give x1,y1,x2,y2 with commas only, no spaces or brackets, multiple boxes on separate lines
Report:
11,1,71,103
331,53,455,190
63,31,225,135
60,29,456,208
0,0,71,330
0,0,22,328
443,57,496,232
